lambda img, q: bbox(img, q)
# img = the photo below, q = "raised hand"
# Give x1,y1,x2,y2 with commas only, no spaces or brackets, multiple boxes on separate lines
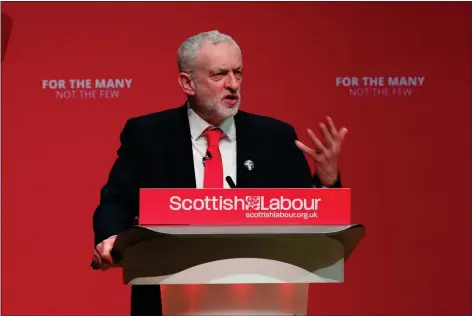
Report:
295,116,347,186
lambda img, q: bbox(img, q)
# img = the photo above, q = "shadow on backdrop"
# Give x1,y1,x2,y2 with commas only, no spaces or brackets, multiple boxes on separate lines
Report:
2,13,13,63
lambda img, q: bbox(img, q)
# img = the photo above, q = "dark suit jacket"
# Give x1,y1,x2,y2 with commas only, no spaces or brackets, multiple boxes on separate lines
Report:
92,104,341,315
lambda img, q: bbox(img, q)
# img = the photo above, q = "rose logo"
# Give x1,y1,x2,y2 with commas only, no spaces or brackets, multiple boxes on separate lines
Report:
245,196,261,210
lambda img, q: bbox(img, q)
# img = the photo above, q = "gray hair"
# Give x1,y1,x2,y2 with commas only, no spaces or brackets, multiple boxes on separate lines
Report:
177,30,240,74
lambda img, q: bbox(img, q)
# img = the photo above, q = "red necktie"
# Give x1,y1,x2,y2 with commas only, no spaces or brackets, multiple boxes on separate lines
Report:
203,128,223,188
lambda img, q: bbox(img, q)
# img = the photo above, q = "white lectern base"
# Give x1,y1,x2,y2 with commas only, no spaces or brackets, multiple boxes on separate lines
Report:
115,225,365,316
161,283,309,316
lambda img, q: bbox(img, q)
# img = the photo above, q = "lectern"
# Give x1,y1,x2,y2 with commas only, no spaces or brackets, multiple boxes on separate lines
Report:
111,188,365,316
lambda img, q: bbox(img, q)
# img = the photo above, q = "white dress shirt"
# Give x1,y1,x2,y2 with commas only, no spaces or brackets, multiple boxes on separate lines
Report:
187,106,237,189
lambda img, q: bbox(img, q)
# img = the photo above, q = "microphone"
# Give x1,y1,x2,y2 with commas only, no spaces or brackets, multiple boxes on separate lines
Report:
202,151,212,165
225,176,236,188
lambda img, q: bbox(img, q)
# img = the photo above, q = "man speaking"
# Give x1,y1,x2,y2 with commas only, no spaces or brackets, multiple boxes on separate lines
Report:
92,30,347,316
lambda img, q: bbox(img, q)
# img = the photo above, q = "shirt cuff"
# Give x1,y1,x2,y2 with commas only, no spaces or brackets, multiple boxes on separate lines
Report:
312,173,342,188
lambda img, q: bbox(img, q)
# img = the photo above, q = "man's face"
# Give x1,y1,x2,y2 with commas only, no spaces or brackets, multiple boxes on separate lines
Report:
190,41,243,123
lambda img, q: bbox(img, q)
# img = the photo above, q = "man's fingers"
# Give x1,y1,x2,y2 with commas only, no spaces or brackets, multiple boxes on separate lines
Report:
93,246,103,265
326,116,348,144
96,241,111,264
93,249,101,263
99,262,110,271
92,253,108,271
306,128,327,154
326,116,339,140
93,236,120,271
319,123,334,148
339,127,348,141
100,250,114,265
295,140,318,159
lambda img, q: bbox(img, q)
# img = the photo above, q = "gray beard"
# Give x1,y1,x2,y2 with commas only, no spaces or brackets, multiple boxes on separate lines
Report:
200,98,240,121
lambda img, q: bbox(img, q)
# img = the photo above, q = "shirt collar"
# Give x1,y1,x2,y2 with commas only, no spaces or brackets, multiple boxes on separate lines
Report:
187,102,236,141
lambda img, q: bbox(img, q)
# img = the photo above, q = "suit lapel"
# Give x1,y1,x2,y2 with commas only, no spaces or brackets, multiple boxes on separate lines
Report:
234,111,256,188
165,105,196,188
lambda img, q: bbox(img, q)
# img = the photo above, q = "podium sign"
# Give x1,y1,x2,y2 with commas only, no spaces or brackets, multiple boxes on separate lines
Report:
139,188,351,225
115,188,363,316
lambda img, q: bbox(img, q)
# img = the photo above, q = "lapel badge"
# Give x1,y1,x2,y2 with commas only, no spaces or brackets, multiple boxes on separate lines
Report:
244,159,254,171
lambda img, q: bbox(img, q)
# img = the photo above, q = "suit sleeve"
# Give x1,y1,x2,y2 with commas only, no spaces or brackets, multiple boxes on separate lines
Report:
93,119,141,245
283,125,342,188
278,125,313,188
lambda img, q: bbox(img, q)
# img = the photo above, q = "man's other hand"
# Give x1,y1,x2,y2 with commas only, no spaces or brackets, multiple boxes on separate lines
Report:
92,235,119,270
295,116,347,186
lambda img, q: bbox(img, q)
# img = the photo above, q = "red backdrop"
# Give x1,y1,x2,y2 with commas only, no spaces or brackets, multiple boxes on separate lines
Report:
1,2,470,315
